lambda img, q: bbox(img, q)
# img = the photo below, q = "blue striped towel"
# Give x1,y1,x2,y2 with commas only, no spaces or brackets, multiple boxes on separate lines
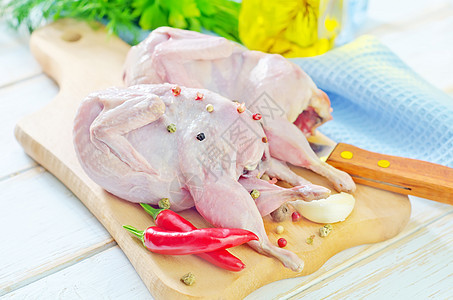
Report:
292,35,453,167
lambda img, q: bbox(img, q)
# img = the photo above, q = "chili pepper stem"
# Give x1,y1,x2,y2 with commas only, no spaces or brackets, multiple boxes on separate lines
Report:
140,203,164,220
123,225,145,242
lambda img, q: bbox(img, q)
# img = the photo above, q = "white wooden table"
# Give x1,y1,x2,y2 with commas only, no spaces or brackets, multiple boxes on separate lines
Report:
1,0,452,298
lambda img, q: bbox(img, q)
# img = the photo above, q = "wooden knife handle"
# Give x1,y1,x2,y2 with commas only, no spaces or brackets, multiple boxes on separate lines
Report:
326,143,453,205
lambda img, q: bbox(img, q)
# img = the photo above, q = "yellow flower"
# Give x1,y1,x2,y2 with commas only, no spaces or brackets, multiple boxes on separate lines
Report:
239,0,343,57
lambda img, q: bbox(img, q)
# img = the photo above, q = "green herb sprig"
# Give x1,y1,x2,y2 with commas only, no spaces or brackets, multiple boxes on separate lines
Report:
0,0,241,44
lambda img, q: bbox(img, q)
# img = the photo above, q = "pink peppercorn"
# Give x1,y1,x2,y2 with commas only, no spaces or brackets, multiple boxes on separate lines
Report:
292,211,301,222
278,238,287,248
252,113,262,120
237,103,246,113
268,177,278,184
195,92,204,100
171,86,181,96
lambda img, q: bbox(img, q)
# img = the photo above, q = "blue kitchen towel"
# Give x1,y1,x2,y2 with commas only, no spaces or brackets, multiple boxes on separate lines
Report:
291,35,453,168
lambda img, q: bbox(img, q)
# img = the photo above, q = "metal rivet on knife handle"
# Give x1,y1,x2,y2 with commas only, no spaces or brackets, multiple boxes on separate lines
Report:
378,159,390,168
340,151,353,160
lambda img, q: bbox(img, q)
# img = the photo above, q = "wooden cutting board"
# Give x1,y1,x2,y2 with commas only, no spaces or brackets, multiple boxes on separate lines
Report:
15,19,411,299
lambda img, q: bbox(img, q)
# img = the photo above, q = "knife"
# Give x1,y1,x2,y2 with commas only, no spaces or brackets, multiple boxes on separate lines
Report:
308,134,453,205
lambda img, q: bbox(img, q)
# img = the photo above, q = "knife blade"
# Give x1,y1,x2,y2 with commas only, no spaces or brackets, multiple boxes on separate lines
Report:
308,134,453,205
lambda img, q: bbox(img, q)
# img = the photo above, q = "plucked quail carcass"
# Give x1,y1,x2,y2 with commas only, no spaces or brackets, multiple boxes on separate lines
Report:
123,27,355,192
73,83,332,272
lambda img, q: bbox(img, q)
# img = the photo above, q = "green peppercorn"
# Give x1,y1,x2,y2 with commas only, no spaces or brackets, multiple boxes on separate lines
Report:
181,272,195,286
158,198,171,209
250,189,260,200
319,224,333,237
167,124,176,133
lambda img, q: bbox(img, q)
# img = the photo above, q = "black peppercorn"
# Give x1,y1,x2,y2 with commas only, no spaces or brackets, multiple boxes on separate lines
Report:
196,133,205,141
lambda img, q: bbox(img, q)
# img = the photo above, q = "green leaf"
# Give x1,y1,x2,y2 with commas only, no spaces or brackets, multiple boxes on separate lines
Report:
195,0,216,16
132,0,154,17
0,0,242,44
139,2,168,30
168,10,187,28
187,17,201,31
162,0,200,18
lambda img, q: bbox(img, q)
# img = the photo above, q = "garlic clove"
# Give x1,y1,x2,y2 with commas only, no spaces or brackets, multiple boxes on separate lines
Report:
290,192,355,224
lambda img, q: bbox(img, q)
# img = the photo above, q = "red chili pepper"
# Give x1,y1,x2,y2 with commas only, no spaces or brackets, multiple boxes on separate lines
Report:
140,203,247,271
123,225,258,255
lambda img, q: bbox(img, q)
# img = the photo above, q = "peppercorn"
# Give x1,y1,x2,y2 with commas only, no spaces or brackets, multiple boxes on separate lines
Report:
158,198,171,209
260,174,270,181
237,103,246,113
206,104,214,112
196,133,205,141
171,86,181,96
195,92,204,100
277,238,287,248
268,177,278,184
181,272,195,286
250,189,260,200
166,124,176,133
306,235,315,245
292,211,301,222
252,113,262,120
320,224,333,237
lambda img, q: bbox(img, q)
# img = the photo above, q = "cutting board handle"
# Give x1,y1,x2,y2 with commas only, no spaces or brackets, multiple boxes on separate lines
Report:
30,19,130,90
326,143,453,204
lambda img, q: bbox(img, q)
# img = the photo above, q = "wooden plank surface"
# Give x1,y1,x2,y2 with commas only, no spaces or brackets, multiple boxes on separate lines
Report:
1,0,453,298
0,23,42,87
1,247,151,300
0,167,112,296
0,75,58,178
289,212,453,299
